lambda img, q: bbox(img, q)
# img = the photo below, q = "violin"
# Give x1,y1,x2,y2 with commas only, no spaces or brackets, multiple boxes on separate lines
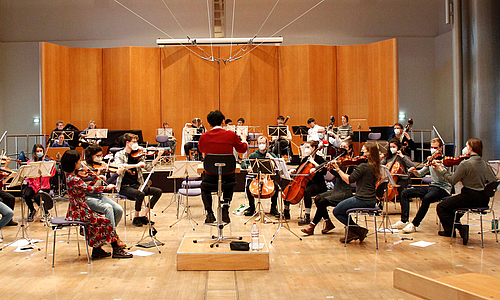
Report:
434,154,470,167
336,155,367,167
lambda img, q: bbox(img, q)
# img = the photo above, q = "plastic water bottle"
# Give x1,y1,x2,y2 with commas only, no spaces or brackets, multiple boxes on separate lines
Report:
251,223,259,251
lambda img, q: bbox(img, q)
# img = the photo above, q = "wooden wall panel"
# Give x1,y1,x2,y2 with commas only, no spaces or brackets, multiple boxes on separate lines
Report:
220,46,278,132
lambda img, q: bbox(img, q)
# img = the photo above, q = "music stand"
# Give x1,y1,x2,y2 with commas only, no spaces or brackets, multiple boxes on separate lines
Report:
86,129,108,139
292,125,309,142
270,157,302,243
169,161,200,230
133,165,164,253
6,161,55,250
51,131,74,142
268,125,289,158
157,128,173,137
244,158,275,225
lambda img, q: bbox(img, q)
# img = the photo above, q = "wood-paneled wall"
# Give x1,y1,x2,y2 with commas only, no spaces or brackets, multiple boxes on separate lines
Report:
41,39,398,155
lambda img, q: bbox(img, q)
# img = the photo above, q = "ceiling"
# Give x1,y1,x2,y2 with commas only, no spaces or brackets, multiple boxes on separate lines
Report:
0,0,444,46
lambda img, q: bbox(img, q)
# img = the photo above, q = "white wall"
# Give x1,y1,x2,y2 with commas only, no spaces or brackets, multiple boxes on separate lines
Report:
434,31,454,143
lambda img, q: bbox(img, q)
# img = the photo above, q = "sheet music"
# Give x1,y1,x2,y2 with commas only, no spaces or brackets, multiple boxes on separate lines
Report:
86,129,108,139
170,161,200,178
157,128,173,137
272,157,291,180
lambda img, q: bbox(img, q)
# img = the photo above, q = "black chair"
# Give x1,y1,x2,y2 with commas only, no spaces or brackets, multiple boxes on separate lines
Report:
451,180,499,248
41,191,90,267
194,154,241,247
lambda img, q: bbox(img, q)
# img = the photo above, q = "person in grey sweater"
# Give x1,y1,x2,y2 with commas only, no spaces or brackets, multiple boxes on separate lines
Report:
392,138,452,233
435,138,497,245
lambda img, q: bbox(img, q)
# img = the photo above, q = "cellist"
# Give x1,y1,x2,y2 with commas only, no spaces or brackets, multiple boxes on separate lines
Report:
380,138,415,199
284,140,327,225
241,136,279,217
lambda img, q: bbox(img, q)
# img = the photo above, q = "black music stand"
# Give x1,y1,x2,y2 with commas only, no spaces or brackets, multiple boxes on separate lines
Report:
268,125,289,158
270,157,302,243
169,160,199,230
292,125,309,143
244,158,275,225
193,154,242,248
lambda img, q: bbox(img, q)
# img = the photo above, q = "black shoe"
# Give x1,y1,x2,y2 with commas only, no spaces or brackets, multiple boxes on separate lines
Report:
269,206,280,217
112,247,133,259
459,225,469,245
222,206,230,223
139,216,155,225
298,214,310,226
28,210,36,222
132,217,143,227
438,230,456,237
92,247,111,258
283,209,291,220
6,220,18,226
244,207,255,216
205,212,216,224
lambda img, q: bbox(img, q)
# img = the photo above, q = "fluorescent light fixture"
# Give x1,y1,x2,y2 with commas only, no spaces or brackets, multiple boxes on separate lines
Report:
398,112,406,120
33,117,40,123
156,37,283,46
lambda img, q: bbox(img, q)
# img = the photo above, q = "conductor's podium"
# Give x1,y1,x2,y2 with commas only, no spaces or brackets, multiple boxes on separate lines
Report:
177,235,269,271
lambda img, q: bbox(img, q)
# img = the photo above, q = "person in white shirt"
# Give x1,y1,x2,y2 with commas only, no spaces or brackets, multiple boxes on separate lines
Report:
306,118,321,141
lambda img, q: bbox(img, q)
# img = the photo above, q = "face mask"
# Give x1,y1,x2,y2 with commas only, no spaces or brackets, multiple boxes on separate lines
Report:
390,147,398,154
36,152,44,158
258,144,267,151
430,148,438,155
94,157,103,163
394,129,401,135
302,148,312,156
462,146,469,155
131,143,139,151
318,133,324,139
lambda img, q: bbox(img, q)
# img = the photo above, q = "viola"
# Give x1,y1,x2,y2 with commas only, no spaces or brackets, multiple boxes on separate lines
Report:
249,175,275,199
337,155,367,167
435,154,470,167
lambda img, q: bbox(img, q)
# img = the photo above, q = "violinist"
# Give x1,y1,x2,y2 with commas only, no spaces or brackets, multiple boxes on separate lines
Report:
240,136,279,217
285,140,327,225
182,118,205,160
381,138,415,195
318,126,341,157
301,140,354,236
51,133,70,148
393,138,452,233
435,138,496,244
389,123,416,156
78,119,100,147
114,133,164,227
83,145,125,237
0,156,17,227
332,143,381,243
23,144,56,222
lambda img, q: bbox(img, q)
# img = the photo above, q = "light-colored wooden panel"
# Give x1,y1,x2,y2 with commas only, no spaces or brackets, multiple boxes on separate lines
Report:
68,47,103,130
102,47,131,132
129,47,161,143
41,42,71,135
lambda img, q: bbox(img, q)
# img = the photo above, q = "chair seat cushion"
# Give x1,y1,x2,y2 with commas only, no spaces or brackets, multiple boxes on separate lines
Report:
182,180,202,188
178,188,202,196
50,217,88,226
346,206,381,214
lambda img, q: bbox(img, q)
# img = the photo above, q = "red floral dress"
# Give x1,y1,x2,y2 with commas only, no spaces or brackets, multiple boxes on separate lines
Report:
65,174,117,247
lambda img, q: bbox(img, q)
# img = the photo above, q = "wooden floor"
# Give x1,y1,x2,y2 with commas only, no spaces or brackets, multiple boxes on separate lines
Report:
1,191,499,300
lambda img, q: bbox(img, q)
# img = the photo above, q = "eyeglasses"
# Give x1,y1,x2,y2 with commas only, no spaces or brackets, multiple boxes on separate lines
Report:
430,147,439,149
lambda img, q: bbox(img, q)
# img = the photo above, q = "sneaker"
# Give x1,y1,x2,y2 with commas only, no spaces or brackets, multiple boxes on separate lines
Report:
233,204,249,215
391,221,408,229
132,217,143,227
402,222,416,233
6,220,18,226
298,214,311,226
244,207,255,216
28,210,36,222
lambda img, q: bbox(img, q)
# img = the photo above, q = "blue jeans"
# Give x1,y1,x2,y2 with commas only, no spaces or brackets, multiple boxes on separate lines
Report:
0,201,14,230
333,196,377,226
86,193,123,229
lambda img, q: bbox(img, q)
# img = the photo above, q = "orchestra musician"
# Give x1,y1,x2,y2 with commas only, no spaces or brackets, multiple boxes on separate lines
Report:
270,115,293,157
114,133,164,227
198,110,248,224
332,143,381,243
161,122,177,154
79,119,96,138
78,119,100,147
317,126,342,157
240,136,279,217
285,140,327,225
182,118,206,160
381,138,415,196
51,133,70,148
60,150,132,259
83,145,125,242
301,140,354,235
306,118,321,141
237,118,245,126
389,122,416,156
50,120,65,142
337,115,353,142
392,138,451,233
0,155,16,227
434,138,497,245
225,119,233,126
23,144,56,222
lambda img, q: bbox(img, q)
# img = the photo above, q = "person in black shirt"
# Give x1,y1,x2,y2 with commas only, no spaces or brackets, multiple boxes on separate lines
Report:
388,122,416,157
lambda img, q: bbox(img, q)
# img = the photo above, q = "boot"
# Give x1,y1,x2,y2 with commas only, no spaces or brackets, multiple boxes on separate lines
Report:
339,227,360,243
298,214,310,226
222,205,230,223
353,226,369,242
301,223,316,235
283,209,291,220
321,219,335,234
112,246,133,259
116,236,127,249
269,204,279,217
92,247,111,258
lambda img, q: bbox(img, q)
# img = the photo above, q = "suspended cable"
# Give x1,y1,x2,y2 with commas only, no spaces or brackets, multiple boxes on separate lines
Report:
206,0,214,58
160,0,189,38
255,0,280,37
229,0,236,59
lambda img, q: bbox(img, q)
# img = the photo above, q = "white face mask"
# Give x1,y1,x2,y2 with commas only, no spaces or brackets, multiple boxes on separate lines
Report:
36,152,44,158
430,148,438,155
94,157,103,163
258,144,267,151
462,146,469,155
302,148,312,156
318,133,324,139
394,128,401,136
390,147,398,154
131,143,139,151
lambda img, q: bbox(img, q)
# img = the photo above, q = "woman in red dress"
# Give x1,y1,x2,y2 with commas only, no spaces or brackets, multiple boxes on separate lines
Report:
61,150,132,259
